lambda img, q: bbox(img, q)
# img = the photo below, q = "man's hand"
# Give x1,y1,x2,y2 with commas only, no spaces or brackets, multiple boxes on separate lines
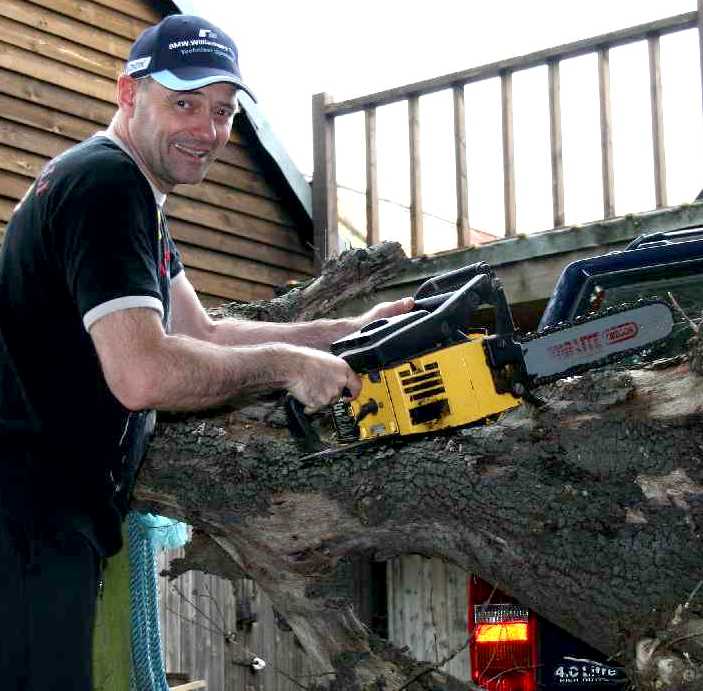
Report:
352,296,415,332
285,346,362,414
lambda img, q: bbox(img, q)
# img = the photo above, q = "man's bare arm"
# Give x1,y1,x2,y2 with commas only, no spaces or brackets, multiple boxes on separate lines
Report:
169,273,414,349
89,307,359,412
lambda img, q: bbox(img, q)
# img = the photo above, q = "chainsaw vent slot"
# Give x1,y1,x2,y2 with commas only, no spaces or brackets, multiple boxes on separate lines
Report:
401,372,438,386
409,387,445,401
400,362,444,402
410,399,449,425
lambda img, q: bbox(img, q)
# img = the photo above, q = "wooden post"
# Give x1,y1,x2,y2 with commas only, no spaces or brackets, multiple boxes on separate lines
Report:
408,95,424,256
648,34,667,208
312,92,338,270
548,59,565,228
598,48,616,218
501,70,516,237
365,107,380,246
453,85,471,247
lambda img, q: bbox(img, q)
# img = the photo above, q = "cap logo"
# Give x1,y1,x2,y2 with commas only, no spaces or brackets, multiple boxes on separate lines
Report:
198,28,217,38
126,56,151,74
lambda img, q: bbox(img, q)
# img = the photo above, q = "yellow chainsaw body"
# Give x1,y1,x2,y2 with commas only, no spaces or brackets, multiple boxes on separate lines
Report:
345,335,521,440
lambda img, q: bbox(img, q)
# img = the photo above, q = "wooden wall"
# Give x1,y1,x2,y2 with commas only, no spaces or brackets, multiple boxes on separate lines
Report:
387,555,471,683
157,548,321,691
0,0,315,304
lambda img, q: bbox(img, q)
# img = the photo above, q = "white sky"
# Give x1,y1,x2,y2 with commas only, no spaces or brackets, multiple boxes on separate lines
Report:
179,1,701,252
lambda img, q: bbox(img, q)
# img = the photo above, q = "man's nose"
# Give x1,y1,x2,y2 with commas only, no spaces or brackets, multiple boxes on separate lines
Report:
192,112,217,143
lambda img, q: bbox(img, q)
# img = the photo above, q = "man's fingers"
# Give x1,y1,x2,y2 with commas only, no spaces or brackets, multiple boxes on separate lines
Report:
345,371,362,399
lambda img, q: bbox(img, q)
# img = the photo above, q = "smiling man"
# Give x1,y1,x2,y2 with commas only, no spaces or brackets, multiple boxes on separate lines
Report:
0,14,411,690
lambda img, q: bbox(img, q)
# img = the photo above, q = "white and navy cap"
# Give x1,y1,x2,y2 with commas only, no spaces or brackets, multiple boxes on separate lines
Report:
125,14,255,100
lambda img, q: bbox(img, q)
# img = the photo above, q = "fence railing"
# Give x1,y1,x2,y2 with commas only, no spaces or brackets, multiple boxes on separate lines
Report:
311,6,703,267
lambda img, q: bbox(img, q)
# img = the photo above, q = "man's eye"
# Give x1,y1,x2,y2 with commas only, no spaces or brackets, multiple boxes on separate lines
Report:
175,99,191,109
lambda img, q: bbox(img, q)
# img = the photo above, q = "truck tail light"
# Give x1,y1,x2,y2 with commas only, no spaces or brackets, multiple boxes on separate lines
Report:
468,576,537,691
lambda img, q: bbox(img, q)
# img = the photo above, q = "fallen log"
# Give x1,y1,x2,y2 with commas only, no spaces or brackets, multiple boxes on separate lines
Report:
134,243,703,690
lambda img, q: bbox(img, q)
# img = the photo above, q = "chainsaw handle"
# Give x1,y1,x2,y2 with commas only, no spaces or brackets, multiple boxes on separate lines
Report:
284,394,320,451
414,262,493,300
412,263,515,337
284,388,351,452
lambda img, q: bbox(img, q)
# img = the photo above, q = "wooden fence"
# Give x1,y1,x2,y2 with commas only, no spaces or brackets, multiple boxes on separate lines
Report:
312,5,703,262
157,548,321,691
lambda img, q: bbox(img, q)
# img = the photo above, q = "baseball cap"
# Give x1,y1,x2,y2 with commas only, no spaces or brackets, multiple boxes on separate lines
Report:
125,14,255,100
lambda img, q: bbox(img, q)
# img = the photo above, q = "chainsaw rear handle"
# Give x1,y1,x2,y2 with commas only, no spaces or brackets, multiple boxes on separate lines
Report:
285,387,352,450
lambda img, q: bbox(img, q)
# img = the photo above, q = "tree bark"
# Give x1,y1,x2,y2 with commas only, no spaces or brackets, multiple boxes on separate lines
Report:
134,243,703,690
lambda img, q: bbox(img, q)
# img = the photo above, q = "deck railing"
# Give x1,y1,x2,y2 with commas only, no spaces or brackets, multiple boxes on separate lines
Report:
311,6,703,267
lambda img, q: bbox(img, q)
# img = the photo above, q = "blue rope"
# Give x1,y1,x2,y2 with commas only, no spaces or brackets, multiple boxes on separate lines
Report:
127,512,189,691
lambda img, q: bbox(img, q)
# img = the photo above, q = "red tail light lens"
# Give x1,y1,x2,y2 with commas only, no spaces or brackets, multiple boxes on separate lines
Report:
468,578,537,691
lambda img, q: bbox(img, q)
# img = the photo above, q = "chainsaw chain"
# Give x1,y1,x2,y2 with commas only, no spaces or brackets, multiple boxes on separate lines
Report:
518,296,673,388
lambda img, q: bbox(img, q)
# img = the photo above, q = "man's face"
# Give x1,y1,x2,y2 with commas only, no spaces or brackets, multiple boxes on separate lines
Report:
126,78,238,192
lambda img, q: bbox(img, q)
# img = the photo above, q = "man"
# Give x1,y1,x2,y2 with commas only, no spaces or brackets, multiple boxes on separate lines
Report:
0,14,411,689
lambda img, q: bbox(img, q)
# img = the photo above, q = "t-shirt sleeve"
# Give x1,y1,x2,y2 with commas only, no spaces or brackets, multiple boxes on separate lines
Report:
54,161,164,331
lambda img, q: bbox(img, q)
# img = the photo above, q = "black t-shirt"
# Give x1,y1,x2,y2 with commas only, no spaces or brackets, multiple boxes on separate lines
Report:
0,136,183,556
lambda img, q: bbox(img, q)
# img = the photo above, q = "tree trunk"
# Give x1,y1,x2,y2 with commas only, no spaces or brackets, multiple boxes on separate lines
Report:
134,243,703,690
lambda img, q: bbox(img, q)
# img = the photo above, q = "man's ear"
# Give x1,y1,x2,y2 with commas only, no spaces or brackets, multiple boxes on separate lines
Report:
116,74,139,116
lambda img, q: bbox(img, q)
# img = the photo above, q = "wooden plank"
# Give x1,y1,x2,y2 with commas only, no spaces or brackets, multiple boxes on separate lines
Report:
204,159,281,201
176,179,296,228
0,118,74,159
0,196,17,222
420,557,433,662
326,12,697,116
0,14,123,81
453,85,470,247
598,47,615,218
89,0,161,23
648,34,668,208
548,59,565,228
501,71,516,237
1,0,132,60
0,143,45,178
177,242,309,288
311,92,338,269
364,107,380,246
0,93,97,142
0,42,115,104
25,0,149,41
169,682,207,691
165,196,309,255
447,565,469,682
216,140,263,174
184,265,273,306
169,219,313,275
408,95,424,256
0,68,113,125
0,169,33,200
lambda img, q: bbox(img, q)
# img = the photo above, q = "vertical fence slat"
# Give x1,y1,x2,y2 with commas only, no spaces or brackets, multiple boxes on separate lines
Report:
648,34,668,208
408,94,424,256
598,47,616,217
548,59,565,227
453,85,470,247
501,71,516,237
311,92,338,269
364,107,380,246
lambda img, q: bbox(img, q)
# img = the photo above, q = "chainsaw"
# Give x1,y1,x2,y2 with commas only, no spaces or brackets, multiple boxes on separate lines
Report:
286,261,674,458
